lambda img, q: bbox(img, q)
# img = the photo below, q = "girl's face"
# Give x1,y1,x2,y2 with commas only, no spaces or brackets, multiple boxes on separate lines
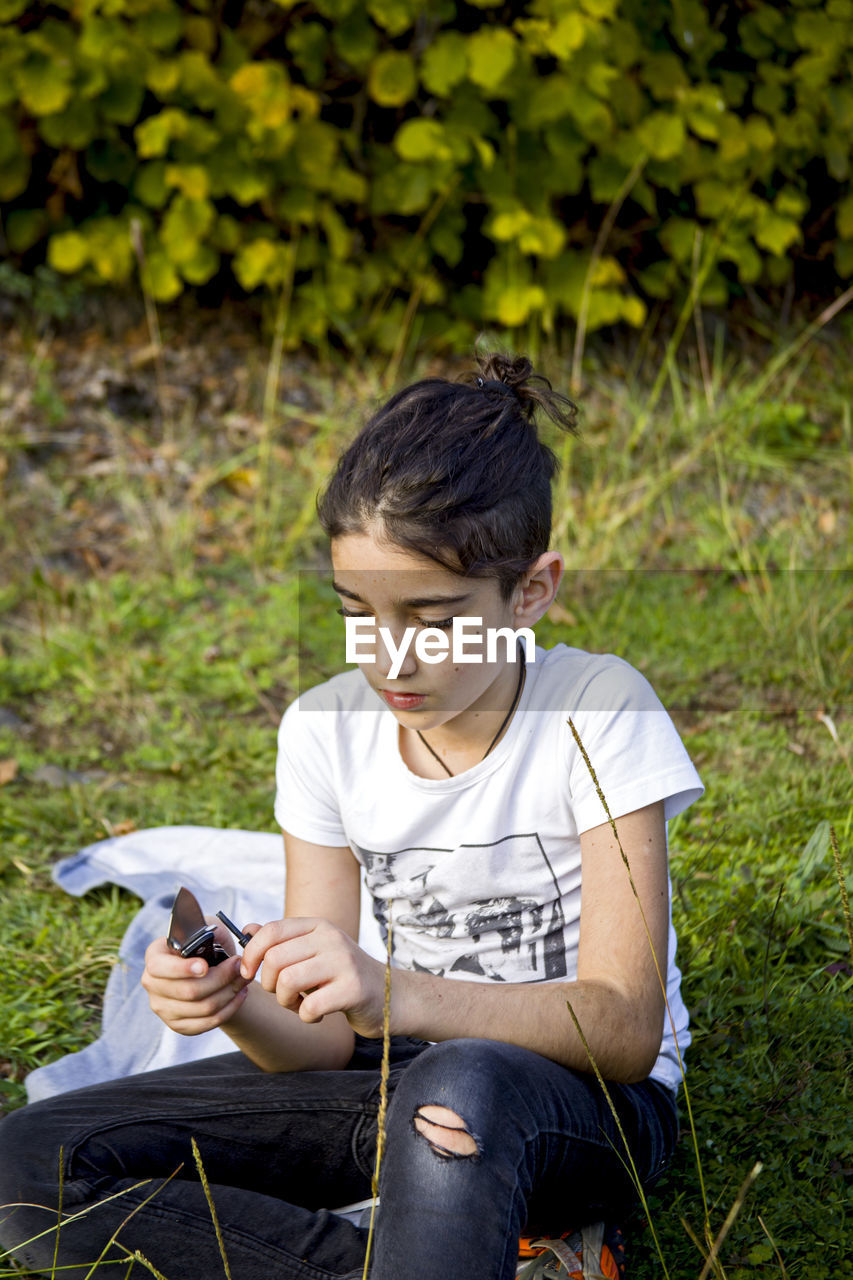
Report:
330,528,560,739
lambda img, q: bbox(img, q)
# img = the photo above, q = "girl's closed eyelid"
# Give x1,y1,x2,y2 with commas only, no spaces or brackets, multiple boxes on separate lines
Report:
336,607,454,630
417,616,454,630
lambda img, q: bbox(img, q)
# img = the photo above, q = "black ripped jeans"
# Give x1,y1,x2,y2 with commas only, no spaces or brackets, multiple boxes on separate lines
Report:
0,1037,678,1280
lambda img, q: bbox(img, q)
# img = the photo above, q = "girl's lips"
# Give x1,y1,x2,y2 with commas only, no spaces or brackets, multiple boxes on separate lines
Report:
380,690,426,710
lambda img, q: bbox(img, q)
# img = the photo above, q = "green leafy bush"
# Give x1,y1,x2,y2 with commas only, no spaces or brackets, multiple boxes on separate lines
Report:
1,0,851,349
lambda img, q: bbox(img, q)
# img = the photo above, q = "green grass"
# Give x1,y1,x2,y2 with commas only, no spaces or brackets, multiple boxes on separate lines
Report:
0,309,851,1277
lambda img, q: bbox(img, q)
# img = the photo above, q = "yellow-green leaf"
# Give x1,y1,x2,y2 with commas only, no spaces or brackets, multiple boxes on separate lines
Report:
368,51,416,107
147,59,181,97
834,238,853,277
165,164,210,200
0,152,29,201
495,283,546,327
421,32,468,97
6,209,48,253
332,15,378,70
161,195,214,265
518,216,566,258
87,220,134,282
837,194,853,239
755,211,801,255
230,61,293,129
142,250,182,302
38,100,97,149
546,12,587,60
47,231,89,274
580,0,618,16
367,0,416,37
394,118,453,163
636,111,685,160
180,244,220,285
590,255,626,287
15,57,72,116
135,109,189,158
622,295,646,327
467,29,517,92
660,217,698,264
490,207,531,241
134,161,170,209
320,204,352,259
774,187,808,220
234,238,282,291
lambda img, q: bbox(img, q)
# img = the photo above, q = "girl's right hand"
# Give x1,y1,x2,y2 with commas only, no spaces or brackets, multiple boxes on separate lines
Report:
141,930,250,1036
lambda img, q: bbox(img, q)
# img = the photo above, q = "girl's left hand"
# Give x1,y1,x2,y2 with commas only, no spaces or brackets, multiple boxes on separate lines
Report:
239,918,388,1037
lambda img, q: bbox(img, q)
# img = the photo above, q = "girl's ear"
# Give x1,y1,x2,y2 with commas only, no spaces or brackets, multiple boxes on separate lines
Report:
513,552,564,626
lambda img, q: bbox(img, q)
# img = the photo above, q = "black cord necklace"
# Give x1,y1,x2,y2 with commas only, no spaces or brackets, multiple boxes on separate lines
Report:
416,649,526,778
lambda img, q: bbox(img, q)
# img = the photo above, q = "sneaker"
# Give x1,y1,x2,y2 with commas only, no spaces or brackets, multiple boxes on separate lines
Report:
517,1222,626,1278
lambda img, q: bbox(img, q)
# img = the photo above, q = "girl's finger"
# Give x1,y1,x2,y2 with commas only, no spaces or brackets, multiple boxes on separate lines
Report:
150,981,249,1025
143,953,244,1000
162,987,249,1036
240,918,321,980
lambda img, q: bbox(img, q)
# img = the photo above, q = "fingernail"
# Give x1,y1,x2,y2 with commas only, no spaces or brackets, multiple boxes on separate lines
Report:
240,965,249,979
191,961,205,975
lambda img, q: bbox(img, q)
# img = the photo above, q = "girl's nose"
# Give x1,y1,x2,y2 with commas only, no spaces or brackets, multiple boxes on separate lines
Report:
374,625,418,679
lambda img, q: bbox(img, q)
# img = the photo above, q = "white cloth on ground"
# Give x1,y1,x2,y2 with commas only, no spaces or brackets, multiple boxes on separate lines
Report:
25,825,385,1103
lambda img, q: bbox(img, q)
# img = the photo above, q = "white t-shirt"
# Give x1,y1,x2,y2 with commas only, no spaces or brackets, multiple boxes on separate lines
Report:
274,644,703,1092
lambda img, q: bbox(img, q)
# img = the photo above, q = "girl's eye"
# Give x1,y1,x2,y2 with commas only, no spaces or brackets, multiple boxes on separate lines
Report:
416,617,454,631
337,608,454,630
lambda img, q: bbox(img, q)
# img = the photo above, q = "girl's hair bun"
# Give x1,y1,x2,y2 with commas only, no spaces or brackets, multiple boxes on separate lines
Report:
471,351,579,436
318,348,578,595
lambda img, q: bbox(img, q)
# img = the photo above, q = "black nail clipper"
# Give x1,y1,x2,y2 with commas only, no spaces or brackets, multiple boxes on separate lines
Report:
167,886,250,966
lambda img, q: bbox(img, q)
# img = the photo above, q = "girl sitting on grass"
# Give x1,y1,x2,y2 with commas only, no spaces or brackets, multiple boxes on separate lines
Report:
0,352,702,1280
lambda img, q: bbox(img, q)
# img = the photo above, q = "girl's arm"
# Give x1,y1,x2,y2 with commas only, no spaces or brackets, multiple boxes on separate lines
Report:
241,802,671,1083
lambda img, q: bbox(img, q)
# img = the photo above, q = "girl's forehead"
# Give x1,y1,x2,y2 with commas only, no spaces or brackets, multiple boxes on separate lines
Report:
330,533,501,604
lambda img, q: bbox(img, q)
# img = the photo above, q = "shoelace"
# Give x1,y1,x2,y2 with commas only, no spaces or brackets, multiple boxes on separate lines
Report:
516,1223,614,1280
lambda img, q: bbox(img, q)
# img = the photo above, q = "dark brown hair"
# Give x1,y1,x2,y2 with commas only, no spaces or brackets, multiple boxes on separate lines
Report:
317,352,579,597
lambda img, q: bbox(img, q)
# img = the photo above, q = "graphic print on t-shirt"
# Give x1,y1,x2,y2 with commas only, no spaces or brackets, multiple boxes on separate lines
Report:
352,833,568,983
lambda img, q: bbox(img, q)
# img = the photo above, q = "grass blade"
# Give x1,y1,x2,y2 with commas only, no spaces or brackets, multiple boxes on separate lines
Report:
829,826,853,966
696,1162,763,1280
190,1139,231,1280
362,902,393,1280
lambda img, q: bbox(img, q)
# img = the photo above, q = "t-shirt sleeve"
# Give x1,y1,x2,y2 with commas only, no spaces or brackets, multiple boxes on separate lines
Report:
564,657,703,833
274,697,349,847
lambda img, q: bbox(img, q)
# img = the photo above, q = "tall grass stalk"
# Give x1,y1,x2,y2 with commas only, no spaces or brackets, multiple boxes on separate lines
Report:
570,155,646,397
190,1139,231,1280
254,237,297,564
129,219,171,442
361,903,393,1280
628,180,750,446
121,1249,170,1280
696,1162,763,1280
50,1148,64,1279
691,228,715,412
818,713,853,783
0,1178,159,1274
757,1216,789,1280
828,826,853,965
566,715,716,1261
563,997,671,1280
79,1169,185,1280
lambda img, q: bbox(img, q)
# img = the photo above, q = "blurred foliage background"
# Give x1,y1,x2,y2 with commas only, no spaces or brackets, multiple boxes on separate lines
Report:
1,0,853,355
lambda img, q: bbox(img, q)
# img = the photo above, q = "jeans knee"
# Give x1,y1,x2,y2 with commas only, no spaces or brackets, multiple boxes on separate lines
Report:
386,1038,530,1155
412,1105,480,1159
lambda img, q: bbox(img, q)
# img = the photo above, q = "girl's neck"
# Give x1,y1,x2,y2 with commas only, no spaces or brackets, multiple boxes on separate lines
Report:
399,654,526,780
